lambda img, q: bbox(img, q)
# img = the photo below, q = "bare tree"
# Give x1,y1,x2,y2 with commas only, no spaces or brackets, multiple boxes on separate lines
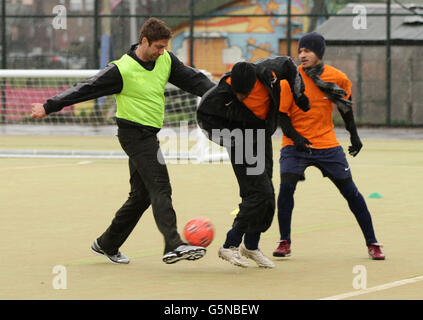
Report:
308,0,328,32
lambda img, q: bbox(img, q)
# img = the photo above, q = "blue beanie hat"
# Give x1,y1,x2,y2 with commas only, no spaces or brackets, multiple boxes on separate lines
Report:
298,32,326,59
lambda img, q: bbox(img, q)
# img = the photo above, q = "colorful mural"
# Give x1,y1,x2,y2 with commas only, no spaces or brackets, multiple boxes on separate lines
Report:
171,0,310,78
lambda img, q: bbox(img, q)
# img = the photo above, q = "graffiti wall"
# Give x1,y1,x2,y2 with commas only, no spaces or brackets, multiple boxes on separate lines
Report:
171,0,310,78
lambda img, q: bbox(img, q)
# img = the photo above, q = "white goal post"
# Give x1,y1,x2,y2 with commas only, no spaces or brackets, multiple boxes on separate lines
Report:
0,69,228,162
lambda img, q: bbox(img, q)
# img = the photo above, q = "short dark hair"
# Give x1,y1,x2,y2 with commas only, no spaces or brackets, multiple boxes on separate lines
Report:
231,62,256,94
139,17,172,45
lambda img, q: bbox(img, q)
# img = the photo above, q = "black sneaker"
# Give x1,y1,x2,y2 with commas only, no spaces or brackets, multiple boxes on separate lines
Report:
162,244,206,264
91,239,130,264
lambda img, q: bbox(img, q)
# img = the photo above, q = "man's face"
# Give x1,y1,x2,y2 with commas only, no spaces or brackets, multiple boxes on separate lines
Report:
141,37,169,62
298,48,321,68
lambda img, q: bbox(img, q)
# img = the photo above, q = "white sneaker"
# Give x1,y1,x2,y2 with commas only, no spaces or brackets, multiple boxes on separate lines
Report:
218,246,249,268
239,244,275,268
91,239,130,264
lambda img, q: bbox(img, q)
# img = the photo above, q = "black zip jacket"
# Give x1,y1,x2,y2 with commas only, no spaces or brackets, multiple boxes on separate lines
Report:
197,56,309,145
43,44,216,131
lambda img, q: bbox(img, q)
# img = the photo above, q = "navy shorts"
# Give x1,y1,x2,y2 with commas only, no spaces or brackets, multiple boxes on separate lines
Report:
280,145,352,181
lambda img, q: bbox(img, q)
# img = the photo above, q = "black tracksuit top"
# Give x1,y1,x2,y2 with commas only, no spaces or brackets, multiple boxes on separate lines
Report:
43,44,216,132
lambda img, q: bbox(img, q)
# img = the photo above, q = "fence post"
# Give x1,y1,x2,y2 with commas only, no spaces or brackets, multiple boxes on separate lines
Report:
1,0,5,70
407,56,413,123
287,0,291,57
189,0,195,67
356,50,362,121
1,0,6,123
94,0,100,69
386,0,391,125
93,0,101,123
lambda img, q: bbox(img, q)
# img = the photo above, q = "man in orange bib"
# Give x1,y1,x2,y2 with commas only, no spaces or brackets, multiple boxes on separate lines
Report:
198,58,310,268
274,32,385,260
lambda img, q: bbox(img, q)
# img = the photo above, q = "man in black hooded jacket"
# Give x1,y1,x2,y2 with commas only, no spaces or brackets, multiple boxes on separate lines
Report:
197,57,310,268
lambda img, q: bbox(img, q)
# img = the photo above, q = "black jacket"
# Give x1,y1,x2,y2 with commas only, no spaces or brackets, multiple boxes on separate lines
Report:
43,44,216,131
197,56,309,145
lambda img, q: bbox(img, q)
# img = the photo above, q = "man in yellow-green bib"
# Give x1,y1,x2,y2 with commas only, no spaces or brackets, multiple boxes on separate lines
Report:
31,18,215,265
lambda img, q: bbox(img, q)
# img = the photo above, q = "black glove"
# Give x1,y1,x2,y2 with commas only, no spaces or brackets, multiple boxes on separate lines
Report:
293,135,312,153
349,133,362,157
294,94,310,112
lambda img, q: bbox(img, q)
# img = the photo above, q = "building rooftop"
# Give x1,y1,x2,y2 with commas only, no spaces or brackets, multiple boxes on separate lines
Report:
315,3,423,42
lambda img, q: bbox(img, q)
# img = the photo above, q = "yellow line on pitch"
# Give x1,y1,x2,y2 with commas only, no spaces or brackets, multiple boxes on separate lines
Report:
62,221,354,266
261,221,355,240
62,247,163,266
0,161,93,171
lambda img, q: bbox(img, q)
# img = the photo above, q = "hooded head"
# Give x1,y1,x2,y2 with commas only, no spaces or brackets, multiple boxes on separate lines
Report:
230,62,256,95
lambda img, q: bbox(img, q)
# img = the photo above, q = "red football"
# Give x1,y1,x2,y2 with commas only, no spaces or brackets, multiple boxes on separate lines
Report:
183,217,214,247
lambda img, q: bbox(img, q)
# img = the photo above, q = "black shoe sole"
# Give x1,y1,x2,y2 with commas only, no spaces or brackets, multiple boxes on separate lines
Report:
163,248,206,264
369,255,386,260
272,252,291,257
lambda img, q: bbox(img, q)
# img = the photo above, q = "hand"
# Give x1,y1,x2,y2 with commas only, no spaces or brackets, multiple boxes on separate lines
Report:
293,135,312,154
294,94,310,112
30,103,47,119
349,134,362,157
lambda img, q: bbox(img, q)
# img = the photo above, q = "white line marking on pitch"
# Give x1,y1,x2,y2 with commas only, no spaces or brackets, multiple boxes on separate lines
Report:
320,275,423,300
77,161,93,165
0,161,93,171
353,164,423,169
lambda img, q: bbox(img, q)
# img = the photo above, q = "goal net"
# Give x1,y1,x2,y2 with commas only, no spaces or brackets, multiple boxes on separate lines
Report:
0,69,228,162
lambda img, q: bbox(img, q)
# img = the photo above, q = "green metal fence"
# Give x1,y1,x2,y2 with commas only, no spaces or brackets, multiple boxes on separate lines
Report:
1,0,422,126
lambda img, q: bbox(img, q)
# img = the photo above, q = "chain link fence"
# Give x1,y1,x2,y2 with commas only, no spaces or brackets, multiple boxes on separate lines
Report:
1,0,423,126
